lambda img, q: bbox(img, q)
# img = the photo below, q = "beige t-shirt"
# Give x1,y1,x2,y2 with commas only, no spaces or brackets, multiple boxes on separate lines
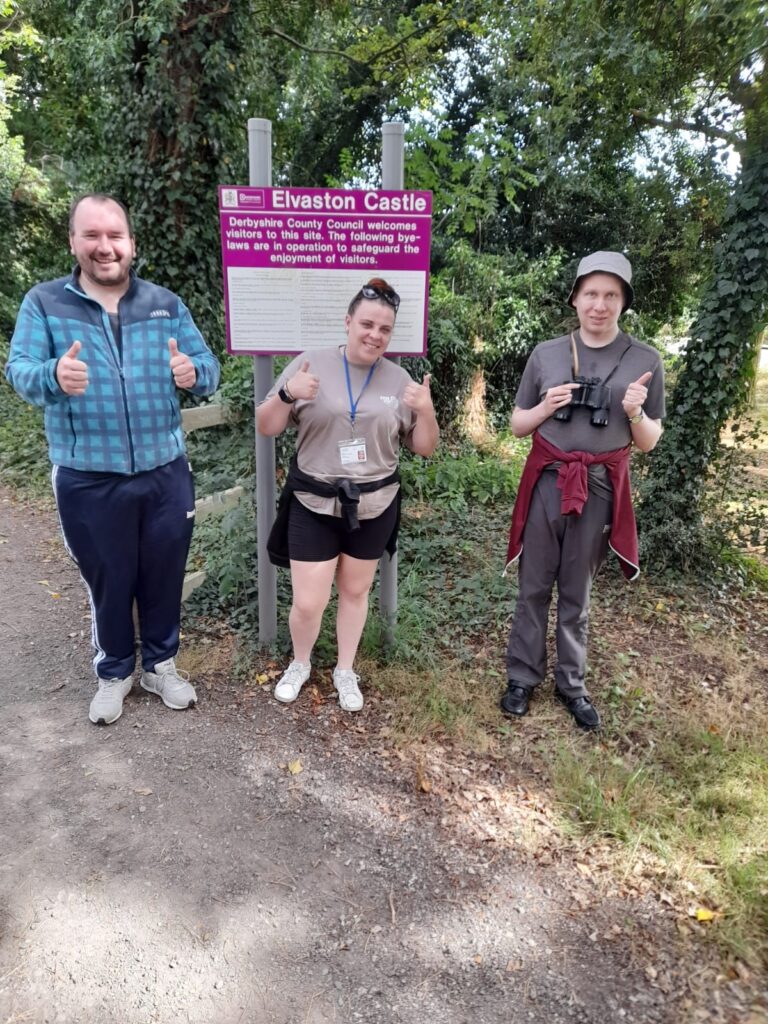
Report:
265,347,418,518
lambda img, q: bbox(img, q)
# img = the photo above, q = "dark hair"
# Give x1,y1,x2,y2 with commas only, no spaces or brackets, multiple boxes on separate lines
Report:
347,277,399,316
69,193,134,235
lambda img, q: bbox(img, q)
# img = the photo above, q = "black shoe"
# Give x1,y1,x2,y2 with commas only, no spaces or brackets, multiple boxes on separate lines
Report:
500,682,532,717
555,690,601,731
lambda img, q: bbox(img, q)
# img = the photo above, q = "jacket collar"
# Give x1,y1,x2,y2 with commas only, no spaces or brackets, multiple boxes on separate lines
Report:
67,266,138,303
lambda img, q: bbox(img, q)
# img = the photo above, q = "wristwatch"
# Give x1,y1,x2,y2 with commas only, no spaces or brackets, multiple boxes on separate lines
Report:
278,385,296,404
628,409,644,425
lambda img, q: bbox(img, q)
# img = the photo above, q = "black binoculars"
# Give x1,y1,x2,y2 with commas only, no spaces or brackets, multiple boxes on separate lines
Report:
553,375,611,427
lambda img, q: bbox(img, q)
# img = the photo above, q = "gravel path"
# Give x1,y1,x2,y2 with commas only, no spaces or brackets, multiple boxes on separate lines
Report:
0,487,755,1024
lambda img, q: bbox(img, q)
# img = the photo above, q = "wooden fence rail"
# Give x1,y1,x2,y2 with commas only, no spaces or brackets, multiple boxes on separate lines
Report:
181,403,244,601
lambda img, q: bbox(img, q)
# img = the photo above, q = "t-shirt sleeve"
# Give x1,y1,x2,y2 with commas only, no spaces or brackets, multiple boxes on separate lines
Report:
400,410,418,450
398,368,418,446
262,354,304,402
514,350,542,410
643,351,666,420
259,354,306,426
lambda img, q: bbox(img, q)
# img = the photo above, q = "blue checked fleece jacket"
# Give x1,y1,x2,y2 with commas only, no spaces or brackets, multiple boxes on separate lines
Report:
6,270,220,475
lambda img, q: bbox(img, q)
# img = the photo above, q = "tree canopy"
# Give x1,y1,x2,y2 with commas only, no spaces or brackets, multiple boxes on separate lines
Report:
2,0,767,567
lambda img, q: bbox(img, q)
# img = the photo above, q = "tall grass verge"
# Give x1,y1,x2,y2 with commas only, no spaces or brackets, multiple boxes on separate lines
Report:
551,629,768,966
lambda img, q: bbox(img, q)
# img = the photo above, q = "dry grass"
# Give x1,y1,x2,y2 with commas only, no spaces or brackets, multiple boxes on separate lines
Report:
350,573,768,966
362,655,505,755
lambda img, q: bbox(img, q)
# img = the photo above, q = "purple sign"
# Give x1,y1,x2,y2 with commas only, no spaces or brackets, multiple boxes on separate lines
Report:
219,186,432,356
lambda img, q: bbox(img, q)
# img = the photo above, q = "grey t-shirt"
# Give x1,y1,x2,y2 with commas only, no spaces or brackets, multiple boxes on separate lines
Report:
265,346,417,518
515,331,666,453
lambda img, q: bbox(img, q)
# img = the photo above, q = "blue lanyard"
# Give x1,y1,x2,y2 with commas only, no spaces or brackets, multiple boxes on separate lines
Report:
343,349,378,427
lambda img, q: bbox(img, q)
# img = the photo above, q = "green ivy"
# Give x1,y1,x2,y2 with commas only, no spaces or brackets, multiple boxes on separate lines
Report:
639,148,768,569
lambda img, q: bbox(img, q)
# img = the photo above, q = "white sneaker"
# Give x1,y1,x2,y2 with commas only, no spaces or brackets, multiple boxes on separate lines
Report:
274,661,311,704
89,676,133,725
140,657,197,710
333,668,363,712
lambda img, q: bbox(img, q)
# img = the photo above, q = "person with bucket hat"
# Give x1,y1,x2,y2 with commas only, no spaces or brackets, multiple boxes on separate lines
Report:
500,251,665,730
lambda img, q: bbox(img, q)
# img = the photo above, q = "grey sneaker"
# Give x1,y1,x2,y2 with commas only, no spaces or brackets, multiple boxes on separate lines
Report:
333,668,363,712
89,676,133,726
140,657,196,710
274,661,311,704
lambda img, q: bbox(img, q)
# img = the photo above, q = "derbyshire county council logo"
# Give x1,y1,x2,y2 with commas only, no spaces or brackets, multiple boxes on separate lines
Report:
239,190,265,207
221,188,238,207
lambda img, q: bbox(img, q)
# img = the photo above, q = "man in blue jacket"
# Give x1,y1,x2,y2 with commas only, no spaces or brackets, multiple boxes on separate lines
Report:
6,193,221,725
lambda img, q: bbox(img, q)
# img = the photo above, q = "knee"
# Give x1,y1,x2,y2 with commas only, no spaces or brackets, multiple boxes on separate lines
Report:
558,601,590,630
517,585,553,610
337,579,372,603
291,591,329,618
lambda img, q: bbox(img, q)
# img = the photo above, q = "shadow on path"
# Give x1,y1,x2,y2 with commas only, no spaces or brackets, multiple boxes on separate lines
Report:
0,489,719,1024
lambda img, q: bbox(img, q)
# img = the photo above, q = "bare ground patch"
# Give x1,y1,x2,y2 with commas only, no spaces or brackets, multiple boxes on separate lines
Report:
0,488,766,1024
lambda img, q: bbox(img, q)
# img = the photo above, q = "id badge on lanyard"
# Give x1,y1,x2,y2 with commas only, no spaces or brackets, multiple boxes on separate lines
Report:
338,437,367,464
340,349,377,466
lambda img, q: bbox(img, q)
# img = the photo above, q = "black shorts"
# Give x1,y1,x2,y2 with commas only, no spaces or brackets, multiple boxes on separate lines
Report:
287,495,398,562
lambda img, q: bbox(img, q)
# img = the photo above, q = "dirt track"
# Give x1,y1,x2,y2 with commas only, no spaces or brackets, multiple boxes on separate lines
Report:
0,487,757,1024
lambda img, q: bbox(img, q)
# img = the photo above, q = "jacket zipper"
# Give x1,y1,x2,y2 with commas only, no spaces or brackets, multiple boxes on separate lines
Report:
108,309,136,474
65,278,137,474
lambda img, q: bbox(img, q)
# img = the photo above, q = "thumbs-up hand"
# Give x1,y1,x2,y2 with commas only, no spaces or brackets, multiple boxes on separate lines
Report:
286,359,320,401
169,337,196,390
56,340,89,396
402,372,435,413
622,370,653,419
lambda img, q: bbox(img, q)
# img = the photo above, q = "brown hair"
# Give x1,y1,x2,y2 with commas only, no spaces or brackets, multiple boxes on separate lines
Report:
69,193,134,236
347,277,399,316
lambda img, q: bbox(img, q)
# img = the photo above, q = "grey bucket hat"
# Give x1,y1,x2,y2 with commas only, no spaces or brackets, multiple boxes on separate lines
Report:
567,251,634,312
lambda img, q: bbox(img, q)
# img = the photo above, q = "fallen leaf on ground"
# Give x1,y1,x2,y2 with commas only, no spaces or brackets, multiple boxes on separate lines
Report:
134,787,153,796
694,907,718,922
730,960,750,982
416,764,432,793
287,759,303,775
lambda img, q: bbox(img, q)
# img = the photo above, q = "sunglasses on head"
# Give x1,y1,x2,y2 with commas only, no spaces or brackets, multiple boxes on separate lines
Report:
359,284,400,312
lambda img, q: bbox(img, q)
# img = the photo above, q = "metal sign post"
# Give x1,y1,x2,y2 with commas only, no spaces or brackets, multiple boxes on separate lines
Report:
249,117,278,645
242,118,412,648
379,122,405,646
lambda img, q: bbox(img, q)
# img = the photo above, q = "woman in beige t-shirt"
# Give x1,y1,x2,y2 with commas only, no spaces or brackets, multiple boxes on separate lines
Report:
257,278,439,712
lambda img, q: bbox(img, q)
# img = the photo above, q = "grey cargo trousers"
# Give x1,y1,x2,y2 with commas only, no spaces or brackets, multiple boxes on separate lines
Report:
506,469,612,699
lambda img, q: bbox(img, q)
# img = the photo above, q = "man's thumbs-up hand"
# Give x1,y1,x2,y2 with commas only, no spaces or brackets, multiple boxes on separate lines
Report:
622,370,653,420
169,337,196,390
56,340,89,396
